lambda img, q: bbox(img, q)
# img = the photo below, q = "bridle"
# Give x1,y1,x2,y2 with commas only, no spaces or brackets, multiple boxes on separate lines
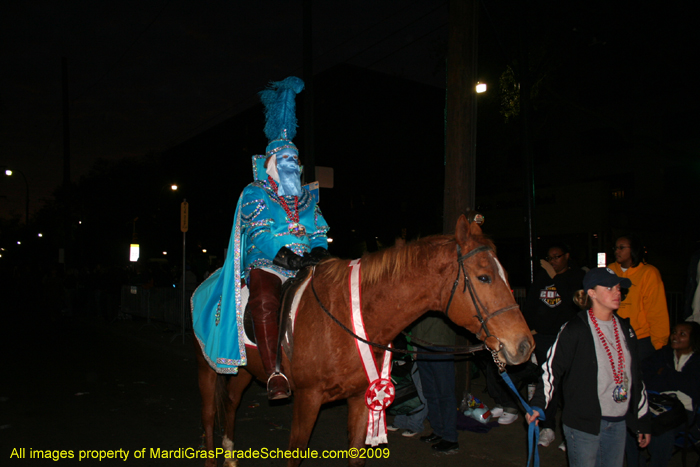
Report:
446,243,520,371
309,266,485,356
308,242,518,364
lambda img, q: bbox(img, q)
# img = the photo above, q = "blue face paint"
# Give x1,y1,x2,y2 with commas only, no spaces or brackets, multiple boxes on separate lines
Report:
275,148,302,197
277,149,300,174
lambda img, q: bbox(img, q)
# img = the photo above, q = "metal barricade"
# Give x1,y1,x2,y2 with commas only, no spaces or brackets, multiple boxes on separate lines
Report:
512,287,527,309
667,291,684,327
120,285,189,329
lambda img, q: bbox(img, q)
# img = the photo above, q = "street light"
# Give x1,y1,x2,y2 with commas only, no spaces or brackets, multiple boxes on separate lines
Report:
132,183,178,262
470,81,487,211
155,183,179,212
155,182,179,247
3,168,29,224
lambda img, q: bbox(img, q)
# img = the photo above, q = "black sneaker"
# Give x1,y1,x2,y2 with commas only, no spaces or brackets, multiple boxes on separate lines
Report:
431,440,459,453
420,433,442,443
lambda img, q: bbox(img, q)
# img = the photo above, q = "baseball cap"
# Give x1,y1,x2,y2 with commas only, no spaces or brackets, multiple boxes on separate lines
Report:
583,267,632,293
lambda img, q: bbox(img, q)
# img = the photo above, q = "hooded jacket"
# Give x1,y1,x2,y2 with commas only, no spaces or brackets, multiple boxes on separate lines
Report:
608,262,669,350
523,267,585,335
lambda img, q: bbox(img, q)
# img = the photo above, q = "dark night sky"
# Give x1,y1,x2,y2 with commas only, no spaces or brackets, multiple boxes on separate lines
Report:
0,0,450,220
1,1,697,224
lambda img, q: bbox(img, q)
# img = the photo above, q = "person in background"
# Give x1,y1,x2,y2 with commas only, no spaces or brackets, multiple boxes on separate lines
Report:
608,235,669,361
413,314,460,454
523,241,586,447
527,268,651,467
683,248,700,323
478,354,534,425
387,238,429,438
626,321,700,467
387,349,428,438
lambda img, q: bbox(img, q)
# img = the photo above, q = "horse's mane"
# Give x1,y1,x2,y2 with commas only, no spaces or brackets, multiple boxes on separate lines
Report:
318,232,495,286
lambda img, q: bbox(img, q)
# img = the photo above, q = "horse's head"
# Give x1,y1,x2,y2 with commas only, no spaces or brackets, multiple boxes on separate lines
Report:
444,214,534,366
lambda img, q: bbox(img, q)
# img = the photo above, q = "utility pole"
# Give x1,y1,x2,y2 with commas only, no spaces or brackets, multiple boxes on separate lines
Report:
444,0,479,405
443,0,479,234
302,0,316,185
62,57,71,187
518,19,537,283
62,57,71,265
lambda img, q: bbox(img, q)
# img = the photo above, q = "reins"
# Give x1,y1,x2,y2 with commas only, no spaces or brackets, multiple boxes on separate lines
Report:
500,370,544,467
309,268,485,356
310,240,542,467
452,244,542,467
309,241,516,358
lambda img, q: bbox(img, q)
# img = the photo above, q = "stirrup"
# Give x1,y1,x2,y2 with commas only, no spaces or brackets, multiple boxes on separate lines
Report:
267,372,291,400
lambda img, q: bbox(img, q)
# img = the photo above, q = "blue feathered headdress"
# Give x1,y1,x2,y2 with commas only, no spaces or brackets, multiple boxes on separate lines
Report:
259,76,305,156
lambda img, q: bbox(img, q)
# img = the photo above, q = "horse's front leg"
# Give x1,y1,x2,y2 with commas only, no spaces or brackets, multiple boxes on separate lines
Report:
287,389,323,467
346,395,369,467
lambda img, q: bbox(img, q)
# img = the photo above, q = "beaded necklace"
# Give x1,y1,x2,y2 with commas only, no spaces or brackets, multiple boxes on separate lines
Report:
588,309,628,403
267,177,306,237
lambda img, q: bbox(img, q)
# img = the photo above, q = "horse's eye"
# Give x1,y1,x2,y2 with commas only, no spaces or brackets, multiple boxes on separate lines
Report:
477,275,491,284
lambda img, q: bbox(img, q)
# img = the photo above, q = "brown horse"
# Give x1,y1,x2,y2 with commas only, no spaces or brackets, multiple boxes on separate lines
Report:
195,214,534,467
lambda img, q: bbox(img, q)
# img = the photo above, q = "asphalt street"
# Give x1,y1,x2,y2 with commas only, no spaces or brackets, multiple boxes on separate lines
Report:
1,314,696,466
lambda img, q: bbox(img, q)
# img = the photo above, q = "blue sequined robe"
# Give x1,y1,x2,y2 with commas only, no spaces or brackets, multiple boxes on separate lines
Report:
192,156,329,373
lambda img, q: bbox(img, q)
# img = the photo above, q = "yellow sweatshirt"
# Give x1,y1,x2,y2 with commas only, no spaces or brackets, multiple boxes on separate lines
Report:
608,262,669,350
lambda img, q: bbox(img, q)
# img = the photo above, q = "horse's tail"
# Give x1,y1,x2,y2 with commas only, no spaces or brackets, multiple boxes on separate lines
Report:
214,373,228,430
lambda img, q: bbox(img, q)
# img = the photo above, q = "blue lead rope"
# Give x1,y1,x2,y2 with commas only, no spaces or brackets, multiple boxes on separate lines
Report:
500,371,545,467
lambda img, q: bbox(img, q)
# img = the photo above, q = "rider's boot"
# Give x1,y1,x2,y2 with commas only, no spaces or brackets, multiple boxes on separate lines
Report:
248,269,291,400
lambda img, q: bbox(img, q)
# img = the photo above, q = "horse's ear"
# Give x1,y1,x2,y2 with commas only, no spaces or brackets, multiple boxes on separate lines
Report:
456,213,485,244
455,214,470,244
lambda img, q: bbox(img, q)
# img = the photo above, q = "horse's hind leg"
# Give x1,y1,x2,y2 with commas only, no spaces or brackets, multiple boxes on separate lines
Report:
287,389,323,467
346,395,369,467
221,370,254,467
196,348,218,467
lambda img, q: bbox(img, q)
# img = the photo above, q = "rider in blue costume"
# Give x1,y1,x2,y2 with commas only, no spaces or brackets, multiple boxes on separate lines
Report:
192,76,330,399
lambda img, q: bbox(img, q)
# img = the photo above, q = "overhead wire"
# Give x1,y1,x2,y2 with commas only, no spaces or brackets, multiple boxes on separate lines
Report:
30,1,448,157
34,0,174,185
364,21,447,70
166,1,448,147
339,2,447,69
312,0,434,66
72,0,174,103
13,1,446,213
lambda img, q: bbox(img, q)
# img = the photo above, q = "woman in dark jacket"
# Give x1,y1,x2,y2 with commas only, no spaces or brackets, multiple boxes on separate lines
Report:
527,268,651,467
